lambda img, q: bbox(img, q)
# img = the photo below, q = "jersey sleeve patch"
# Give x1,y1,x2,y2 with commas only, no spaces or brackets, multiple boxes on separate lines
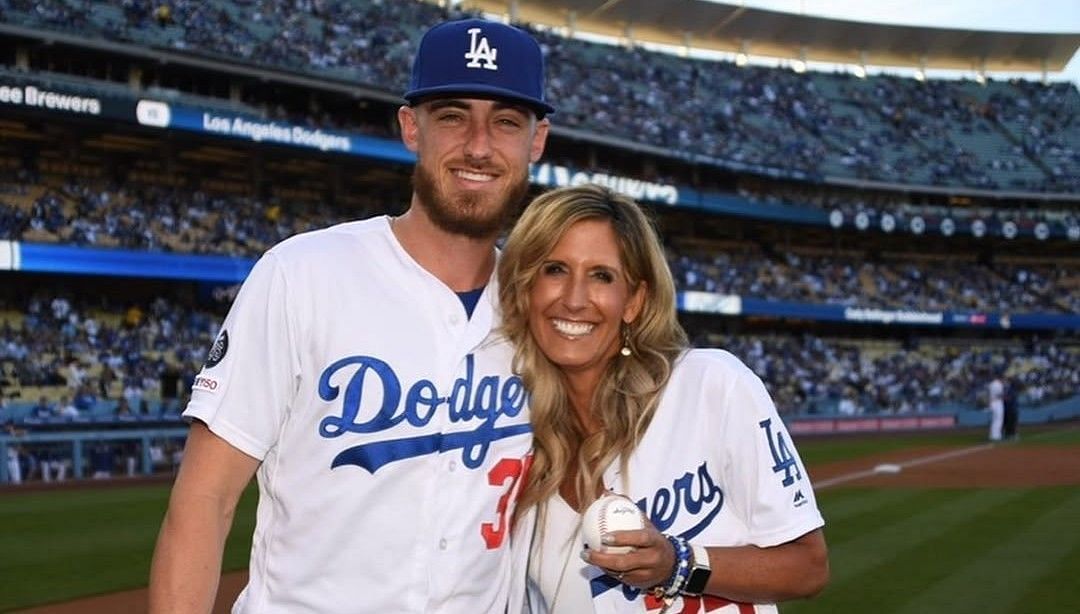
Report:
192,375,221,394
204,329,229,368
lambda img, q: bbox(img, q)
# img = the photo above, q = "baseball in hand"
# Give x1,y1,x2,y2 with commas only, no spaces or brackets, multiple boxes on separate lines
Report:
582,493,646,554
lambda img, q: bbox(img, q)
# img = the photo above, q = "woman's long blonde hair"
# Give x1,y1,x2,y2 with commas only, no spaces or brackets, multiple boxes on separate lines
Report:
498,184,688,521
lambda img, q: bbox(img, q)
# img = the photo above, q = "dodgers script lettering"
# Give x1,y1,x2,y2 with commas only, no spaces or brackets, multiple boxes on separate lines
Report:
639,461,724,539
317,354,529,473
591,462,725,600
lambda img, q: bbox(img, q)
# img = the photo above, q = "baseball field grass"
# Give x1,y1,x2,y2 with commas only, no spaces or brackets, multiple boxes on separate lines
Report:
0,482,257,612
0,425,1077,613
786,426,1080,613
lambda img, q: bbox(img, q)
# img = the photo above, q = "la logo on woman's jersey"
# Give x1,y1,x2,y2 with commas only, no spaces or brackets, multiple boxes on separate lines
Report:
759,418,803,487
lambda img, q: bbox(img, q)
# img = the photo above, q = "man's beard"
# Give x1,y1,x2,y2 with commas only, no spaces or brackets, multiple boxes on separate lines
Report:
412,162,529,239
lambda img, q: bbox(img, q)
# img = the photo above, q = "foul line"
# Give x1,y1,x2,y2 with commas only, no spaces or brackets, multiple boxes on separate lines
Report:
814,442,996,490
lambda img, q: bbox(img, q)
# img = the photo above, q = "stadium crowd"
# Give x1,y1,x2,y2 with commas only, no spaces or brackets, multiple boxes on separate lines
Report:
667,244,1078,314
0,174,337,257
0,289,214,421
2,291,1076,425
2,0,1078,192
2,167,1077,315
701,332,1077,418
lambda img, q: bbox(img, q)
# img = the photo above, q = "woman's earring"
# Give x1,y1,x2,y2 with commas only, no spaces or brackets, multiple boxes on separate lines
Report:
620,325,632,357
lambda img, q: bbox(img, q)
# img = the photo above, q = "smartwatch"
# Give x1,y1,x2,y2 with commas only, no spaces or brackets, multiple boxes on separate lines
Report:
682,543,711,595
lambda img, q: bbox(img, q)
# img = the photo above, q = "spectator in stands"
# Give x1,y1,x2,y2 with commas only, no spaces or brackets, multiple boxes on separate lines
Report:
150,17,553,614
72,383,98,413
154,4,172,26
837,388,859,416
30,396,53,419
124,304,143,328
56,395,79,418
64,359,86,390
115,397,133,418
122,377,145,411
97,363,118,399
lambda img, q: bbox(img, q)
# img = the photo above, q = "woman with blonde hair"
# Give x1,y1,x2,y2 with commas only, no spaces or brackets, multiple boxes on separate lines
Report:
499,184,828,613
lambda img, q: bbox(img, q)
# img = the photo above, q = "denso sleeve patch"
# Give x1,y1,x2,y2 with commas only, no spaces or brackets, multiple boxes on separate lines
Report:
192,374,221,394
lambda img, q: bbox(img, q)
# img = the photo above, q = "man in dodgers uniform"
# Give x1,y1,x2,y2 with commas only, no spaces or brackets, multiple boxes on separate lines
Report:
149,18,552,613
988,371,1005,442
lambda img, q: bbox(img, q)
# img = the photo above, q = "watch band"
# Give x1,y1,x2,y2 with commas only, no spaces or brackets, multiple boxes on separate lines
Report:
682,543,712,596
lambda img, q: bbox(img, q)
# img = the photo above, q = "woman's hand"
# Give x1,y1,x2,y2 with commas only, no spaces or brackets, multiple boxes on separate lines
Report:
582,523,676,590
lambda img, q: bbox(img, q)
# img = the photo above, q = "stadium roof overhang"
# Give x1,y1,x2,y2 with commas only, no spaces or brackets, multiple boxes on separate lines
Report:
463,0,1080,73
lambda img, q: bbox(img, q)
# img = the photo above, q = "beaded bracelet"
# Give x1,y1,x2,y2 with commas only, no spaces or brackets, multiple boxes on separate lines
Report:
651,534,692,599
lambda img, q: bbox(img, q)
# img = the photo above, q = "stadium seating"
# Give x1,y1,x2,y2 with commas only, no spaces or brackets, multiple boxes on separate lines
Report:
0,0,1075,478
2,0,1077,192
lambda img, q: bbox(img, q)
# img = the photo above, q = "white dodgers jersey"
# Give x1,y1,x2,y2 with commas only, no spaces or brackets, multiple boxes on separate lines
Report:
527,349,824,614
185,217,533,613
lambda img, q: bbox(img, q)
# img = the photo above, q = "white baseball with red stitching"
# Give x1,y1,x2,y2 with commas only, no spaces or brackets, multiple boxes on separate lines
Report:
582,493,646,554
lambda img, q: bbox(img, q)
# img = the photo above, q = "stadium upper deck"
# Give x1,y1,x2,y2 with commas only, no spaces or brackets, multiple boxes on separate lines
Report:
469,0,1080,74
0,0,1077,194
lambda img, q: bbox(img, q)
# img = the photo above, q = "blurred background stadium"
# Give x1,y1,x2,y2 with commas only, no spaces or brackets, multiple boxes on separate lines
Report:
0,0,1077,610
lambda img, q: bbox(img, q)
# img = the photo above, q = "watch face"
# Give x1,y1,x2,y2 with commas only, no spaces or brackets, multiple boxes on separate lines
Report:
684,568,710,595
684,545,711,595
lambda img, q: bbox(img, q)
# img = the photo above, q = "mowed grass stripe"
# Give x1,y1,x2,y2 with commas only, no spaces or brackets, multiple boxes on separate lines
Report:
892,486,1080,614
810,487,917,526
0,484,258,611
785,488,1027,613
0,485,170,609
1015,504,1080,611
1025,424,1080,445
0,483,172,516
817,488,1014,554
3,486,171,562
1,486,165,569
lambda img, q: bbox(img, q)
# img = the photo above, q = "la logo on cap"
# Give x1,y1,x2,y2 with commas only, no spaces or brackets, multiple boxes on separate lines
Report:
465,27,498,70
404,18,555,117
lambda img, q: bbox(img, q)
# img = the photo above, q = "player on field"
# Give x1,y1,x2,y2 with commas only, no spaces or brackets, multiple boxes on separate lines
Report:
149,18,552,613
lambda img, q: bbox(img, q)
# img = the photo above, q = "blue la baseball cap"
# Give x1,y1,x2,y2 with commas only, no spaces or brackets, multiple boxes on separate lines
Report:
404,18,555,118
